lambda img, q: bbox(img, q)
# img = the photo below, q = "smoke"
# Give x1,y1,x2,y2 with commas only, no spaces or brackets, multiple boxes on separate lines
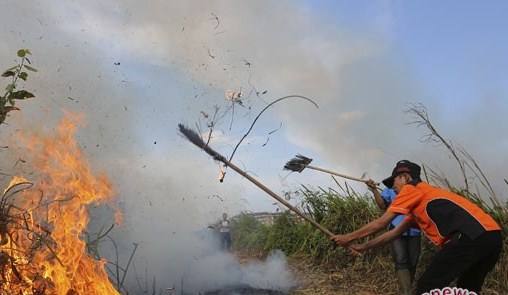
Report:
183,248,294,293
99,227,295,293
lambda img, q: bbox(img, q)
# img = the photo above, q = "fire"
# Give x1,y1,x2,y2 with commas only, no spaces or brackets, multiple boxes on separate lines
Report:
0,115,120,294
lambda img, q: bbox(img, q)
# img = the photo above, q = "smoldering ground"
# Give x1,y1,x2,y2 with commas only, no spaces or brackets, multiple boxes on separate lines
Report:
100,223,296,293
86,152,297,293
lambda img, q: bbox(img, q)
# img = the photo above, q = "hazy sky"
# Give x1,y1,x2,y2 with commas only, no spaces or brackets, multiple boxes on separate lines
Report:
1,0,507,230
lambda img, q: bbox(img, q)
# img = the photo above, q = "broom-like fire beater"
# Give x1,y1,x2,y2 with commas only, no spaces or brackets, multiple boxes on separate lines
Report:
284,154,379,185
178,124,335,238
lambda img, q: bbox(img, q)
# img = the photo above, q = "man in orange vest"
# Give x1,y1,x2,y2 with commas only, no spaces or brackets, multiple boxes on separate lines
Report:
331,160,502,295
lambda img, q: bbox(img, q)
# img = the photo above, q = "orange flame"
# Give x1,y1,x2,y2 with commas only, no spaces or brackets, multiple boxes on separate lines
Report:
0,115,120,294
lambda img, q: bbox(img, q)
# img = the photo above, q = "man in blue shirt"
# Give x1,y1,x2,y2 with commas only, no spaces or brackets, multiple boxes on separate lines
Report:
367,180,421,295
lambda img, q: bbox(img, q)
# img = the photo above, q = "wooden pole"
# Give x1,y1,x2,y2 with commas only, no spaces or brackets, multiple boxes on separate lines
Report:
306,165,379,186
223,160,334,238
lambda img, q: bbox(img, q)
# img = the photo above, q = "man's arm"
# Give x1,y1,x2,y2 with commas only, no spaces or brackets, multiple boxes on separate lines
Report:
208,220,223,229
349,219,412,254
330,211,398,246
366,179,386,210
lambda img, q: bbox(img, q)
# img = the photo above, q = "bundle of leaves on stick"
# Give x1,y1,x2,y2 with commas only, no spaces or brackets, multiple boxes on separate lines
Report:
178,123,334,238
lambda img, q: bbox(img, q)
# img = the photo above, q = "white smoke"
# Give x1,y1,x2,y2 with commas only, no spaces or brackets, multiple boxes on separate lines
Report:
103,227,295,294
183,249,294,293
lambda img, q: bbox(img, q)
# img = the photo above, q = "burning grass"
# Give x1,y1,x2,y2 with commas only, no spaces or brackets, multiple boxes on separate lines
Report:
0,115,120,294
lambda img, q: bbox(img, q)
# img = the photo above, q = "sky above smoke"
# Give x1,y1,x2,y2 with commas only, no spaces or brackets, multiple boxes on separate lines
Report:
1,1,508,291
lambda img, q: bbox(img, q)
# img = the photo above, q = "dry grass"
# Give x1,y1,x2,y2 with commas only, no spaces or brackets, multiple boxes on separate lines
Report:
287,253,505,295
235,250,506,295
288,254,397,295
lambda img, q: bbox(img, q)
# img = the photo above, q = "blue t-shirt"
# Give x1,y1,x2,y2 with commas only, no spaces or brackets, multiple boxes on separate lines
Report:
381,188,420,237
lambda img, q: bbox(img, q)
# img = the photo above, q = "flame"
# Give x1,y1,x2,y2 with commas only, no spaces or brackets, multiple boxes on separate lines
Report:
218,163,226,182
0,115,120,294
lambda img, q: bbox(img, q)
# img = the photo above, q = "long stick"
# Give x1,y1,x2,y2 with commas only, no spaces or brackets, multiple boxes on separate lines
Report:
284,154,379,185
178,124,334,238
225,159,334,237
306,165,370,184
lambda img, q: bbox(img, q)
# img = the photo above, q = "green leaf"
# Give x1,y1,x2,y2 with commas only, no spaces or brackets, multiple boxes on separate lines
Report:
17,49,27,57
19,72,28,81
23,91,35,99
1,71,15,77
9,90,35,100
24,65,38,72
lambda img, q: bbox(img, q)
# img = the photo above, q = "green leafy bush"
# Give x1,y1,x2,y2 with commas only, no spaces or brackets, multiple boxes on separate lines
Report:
1,49,37,124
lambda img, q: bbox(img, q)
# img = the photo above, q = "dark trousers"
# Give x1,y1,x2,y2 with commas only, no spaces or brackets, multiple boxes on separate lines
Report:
391,235,421,280
415,231,502,295
220,232,231,251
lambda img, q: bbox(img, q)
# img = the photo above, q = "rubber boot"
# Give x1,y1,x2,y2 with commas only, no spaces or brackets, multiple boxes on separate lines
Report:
396,269,413,295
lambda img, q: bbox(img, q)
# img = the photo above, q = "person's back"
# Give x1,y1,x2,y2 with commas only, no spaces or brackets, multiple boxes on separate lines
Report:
384,161,502,294
391,181,501,248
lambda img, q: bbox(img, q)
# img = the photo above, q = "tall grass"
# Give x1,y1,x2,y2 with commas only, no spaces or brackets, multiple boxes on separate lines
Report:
231,181,508,293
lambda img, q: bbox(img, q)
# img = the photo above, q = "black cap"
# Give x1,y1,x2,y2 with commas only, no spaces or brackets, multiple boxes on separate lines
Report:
382,160,421,188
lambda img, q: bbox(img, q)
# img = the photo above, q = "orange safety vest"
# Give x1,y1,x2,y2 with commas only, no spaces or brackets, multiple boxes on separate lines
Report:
388,182,500,248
